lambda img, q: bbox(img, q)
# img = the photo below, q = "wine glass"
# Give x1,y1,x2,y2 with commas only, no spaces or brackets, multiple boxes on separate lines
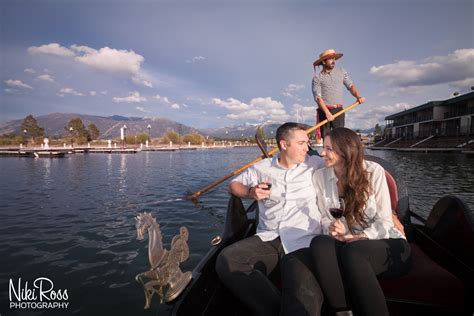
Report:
328,197,345,219
260,178,272,191
259,174,277,207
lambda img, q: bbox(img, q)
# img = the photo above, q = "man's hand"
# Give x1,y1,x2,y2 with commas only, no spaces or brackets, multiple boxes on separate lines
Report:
357,97,366,104
325,111,335,122
249,183,271,200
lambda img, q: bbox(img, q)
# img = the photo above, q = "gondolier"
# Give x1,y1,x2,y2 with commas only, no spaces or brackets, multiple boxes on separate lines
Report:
312,48,365,141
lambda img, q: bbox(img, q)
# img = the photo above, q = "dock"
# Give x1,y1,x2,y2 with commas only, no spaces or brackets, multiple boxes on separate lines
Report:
0,150,66,158
0,143,257,158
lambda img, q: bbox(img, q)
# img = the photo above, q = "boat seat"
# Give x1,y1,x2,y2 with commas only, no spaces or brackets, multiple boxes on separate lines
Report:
379,242,465,308
376,164,467,313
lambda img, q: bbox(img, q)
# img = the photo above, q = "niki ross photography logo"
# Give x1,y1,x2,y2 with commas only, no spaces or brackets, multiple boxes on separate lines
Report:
9,277,69,310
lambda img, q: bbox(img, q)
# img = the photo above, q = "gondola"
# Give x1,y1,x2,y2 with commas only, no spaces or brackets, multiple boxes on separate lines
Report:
168,153,474,316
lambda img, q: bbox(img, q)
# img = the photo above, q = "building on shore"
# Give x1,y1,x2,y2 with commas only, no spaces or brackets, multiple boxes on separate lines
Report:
379,92,474,149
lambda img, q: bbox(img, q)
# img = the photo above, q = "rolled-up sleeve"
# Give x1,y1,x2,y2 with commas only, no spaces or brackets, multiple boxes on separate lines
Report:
231,165,259,187
342,68,353,90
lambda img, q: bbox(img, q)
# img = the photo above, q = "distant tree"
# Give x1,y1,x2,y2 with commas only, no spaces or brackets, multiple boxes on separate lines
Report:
20,115,45,139
65,117,88,138
87,123,100,141
126,133,149,144
163,131,180,144
374,123,382,136
183,133,204,145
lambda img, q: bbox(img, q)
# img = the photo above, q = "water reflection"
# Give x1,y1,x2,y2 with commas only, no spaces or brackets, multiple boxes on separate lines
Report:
367,150,473,218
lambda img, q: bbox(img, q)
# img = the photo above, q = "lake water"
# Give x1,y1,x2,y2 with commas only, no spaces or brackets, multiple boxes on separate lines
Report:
0,148,473,316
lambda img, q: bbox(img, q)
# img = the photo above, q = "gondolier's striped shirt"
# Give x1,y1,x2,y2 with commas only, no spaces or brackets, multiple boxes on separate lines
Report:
312,67,353,105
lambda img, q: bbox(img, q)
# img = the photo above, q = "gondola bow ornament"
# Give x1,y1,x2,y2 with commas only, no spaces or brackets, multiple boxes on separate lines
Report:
135,212,192,308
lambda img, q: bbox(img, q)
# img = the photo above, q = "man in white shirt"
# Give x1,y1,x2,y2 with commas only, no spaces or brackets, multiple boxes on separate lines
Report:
216,122,325,316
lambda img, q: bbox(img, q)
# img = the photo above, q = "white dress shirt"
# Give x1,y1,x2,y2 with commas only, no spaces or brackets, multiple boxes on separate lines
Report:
232,155,325,254
313,160,406,240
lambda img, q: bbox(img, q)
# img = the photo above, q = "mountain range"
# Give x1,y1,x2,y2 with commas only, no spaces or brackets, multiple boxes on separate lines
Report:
0,113,376,139
0,113,200,139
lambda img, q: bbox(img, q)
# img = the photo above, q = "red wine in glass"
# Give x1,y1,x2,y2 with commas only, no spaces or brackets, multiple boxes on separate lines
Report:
329,208,344,219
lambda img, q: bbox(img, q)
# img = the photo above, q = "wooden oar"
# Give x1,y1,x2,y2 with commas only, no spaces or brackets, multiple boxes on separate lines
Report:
255,125,270,158
188,99,364,201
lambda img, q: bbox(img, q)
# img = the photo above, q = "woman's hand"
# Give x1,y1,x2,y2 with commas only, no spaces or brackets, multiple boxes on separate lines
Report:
329,220,368,242
328,219,346,240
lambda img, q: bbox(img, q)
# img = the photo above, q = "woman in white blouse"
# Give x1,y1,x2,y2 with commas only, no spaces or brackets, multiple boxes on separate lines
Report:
310,128,411,316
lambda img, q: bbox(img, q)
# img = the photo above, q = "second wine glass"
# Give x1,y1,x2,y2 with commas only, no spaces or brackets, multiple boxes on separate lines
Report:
328,197,345,219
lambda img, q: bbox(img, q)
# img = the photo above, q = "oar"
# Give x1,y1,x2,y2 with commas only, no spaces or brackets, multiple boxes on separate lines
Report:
188,99,364,201
255,125,270,158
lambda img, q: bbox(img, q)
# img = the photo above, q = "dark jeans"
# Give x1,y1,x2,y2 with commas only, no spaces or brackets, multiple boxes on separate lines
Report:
317,108,344,138
216,235,323,316
310,235,412,316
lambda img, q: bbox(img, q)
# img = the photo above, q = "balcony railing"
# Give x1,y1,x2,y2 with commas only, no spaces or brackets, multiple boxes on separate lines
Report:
444,107,474,119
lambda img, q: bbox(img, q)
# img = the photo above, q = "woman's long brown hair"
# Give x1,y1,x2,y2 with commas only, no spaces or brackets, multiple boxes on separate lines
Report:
327,128,371,230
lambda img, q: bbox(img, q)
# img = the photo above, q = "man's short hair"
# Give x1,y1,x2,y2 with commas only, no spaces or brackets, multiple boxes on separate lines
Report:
276,122,307,150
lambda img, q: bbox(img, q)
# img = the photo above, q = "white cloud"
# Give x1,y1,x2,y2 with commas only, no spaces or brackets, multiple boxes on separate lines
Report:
70,44,96,54
113,91,147,103
213,96,290,122
75,46,144,75
4,88,15,93
28,43,75,57
282,83,305,100
59,87,84,96
132,76,153,88
4,79,33,90
135,106,150,113
154,94,181,109
90,91,97,96
28,42,153,87
37,74,55,82
186,56,206,63
212,98,251,111
101,90,108,95
370,49,474,87
348,102,414,129
291,103,315,123
24,68,36,74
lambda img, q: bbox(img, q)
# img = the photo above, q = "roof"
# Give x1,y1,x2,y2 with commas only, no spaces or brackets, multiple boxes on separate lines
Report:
384,91,474,120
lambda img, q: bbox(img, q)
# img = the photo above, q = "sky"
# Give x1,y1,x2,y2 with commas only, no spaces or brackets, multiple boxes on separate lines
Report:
1,0,473,129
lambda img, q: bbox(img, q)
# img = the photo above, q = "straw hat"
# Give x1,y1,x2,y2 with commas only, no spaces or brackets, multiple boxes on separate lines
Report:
313,49,343,67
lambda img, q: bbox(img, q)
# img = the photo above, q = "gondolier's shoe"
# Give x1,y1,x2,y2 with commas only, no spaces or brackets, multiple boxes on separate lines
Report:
335,311,353,316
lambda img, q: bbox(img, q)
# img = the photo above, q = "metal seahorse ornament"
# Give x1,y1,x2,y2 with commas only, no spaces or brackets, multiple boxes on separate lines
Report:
135,212,192,309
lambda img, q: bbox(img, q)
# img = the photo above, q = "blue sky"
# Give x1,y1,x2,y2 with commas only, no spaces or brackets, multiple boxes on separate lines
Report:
1,0,473,129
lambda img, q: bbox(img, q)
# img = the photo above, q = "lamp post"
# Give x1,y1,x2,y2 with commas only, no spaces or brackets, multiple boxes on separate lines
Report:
147,124,151,142
69,126,74,148
122,124,127,148
23,129,27,146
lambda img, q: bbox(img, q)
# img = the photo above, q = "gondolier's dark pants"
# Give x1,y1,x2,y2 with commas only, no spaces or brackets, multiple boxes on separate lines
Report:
317,107,345,139
216,235,323,316
310,235,412,316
